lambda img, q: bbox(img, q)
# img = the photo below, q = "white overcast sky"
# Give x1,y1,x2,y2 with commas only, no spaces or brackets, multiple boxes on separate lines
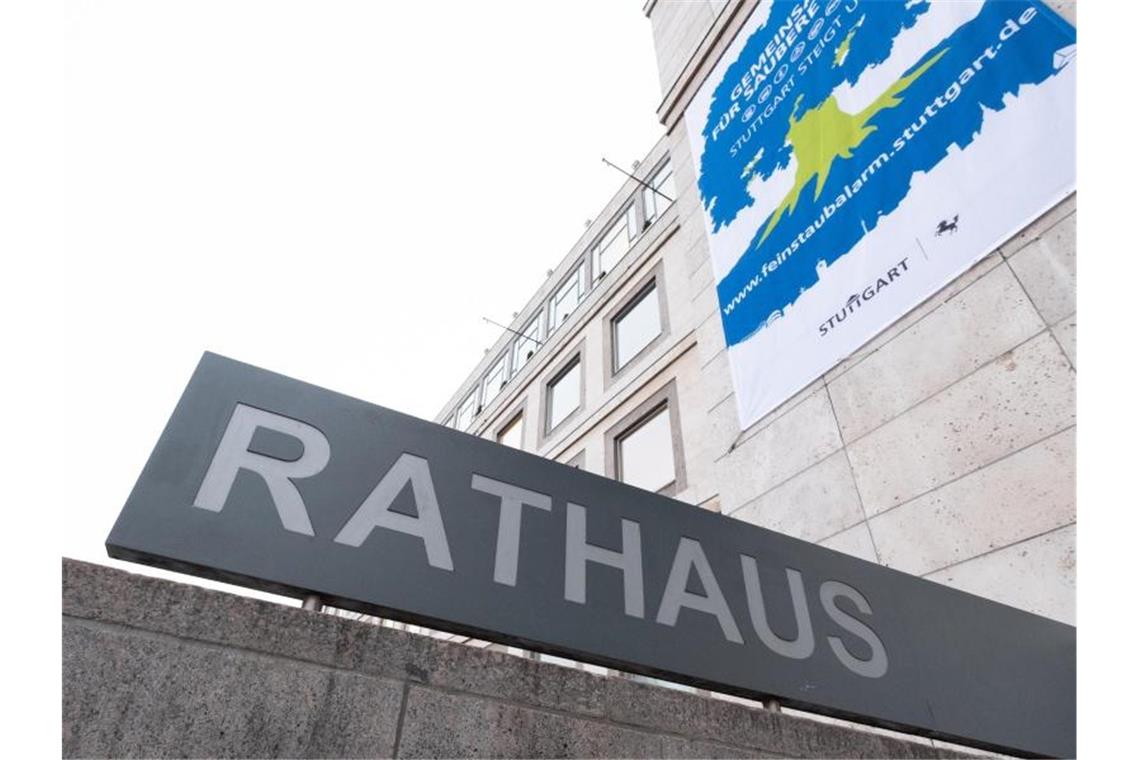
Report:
63,1,666,574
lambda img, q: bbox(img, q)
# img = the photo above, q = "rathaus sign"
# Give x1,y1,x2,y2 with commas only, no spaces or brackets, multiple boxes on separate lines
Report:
109,353,1074,757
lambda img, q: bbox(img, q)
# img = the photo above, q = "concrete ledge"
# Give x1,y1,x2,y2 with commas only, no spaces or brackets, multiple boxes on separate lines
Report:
63,558,967,758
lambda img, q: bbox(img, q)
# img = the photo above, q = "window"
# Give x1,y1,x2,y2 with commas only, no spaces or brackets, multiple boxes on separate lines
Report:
606,381,685,496
603,261,669,387
482,354,508,407
455,390,478,431
497,414,523,449
617,405,675,493
546,357,581,432
643,161,676,225
512,313,542,375
549,262,587,330
613,283,662,370
592,205,637,283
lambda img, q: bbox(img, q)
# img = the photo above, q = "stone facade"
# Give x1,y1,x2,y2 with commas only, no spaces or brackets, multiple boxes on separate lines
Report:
63,559,969,759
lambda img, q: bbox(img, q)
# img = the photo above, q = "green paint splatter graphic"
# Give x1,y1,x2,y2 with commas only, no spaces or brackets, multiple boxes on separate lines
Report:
759,47,948,245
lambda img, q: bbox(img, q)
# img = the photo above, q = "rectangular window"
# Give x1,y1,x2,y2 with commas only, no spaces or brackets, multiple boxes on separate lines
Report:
592,205,637,283
497,414,523,449
512,313,542,375
613,282,662,370
546,357,581,432
549,262,587,330
455,390,478,431
617,405,675,493
643,162,675,225
482,354,508,406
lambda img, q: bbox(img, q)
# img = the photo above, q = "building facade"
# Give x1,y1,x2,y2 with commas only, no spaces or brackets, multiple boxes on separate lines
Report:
436,0,1076,632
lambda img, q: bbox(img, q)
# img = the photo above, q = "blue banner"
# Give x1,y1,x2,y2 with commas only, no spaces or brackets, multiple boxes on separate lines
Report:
685,0,1075,426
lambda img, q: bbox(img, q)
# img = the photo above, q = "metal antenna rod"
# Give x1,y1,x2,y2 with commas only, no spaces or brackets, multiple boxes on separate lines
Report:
482,316,543,348
601,157,674,204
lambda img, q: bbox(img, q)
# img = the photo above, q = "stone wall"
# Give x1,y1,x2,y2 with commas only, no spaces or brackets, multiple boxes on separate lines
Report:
63,558,966,758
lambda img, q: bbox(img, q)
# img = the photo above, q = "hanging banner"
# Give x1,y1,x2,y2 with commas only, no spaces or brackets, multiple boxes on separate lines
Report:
684,0,1076,428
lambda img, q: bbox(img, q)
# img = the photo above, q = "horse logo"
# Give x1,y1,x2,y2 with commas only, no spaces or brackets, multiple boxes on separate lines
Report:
935,215,959,236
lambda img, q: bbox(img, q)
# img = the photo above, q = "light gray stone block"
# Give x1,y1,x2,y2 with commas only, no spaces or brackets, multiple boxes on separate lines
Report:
705,392,742,456
600,676,949,759
699,349,735,412
781,708,955,758
998,194,1076,260
691,277,720,325
828,264,1045,443
668,127,697,182
930,738,995,757
1043,0,1076,25
62,558,342,667
715,386,843,512
335,607,611,719
924,524,1076,624
728,450,864,543
660,735,773,758
396,685,663,758
697,308,728,367
598,678,783,754
1051,313,1076,368
1007,213,1076,325
847,331,1075,515
678,210,715,277
63,619,403,758
869,428,1075,576
670,170,698,219
651,0,716,96
690,259,715,301
819,522,879,564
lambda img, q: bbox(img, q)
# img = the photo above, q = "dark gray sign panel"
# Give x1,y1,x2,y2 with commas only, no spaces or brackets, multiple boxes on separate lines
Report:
107,353,1074,757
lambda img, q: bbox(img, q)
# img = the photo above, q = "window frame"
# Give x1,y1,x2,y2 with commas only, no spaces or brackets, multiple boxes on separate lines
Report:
616,404,674,493
455,389,479,431
642,159,676,227
591,203,638,284
482,352,510,409
602,260,670,388
539,344,586,443
548,261,588,333
612,282,662,372
564,450,586,470
495,402,527,451
511,311,544,377
604,379,686,497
